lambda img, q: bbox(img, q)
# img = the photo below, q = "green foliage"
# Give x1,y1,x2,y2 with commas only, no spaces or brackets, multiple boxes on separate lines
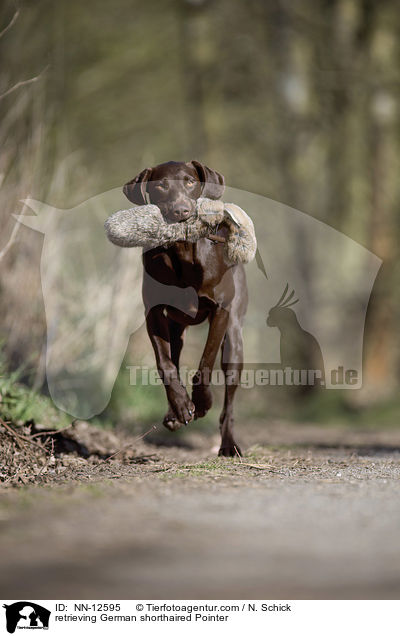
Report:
0,356,71,429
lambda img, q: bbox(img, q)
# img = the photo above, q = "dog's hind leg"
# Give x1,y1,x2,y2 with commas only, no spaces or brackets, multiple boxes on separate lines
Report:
218,265,247,457
219,320,244,457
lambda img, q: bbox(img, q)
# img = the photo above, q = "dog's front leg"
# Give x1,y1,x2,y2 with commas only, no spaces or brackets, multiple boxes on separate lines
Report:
145,306,195,427
192,306,229,418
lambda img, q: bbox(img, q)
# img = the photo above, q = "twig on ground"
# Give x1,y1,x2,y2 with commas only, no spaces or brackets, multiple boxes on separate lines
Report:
0,418,25,451
0,417,50,453
94,424,158,466
149,466,175,474
232,447,276,471
30,423,73,439
236,462,276,471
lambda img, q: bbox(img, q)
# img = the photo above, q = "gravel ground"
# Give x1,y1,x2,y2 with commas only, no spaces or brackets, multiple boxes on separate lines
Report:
1,420,400,599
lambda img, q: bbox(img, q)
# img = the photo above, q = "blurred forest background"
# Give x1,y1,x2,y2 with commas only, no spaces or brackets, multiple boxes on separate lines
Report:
0,0,400,432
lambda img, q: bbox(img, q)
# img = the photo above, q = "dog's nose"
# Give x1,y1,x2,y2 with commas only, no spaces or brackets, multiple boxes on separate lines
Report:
173,207,191,221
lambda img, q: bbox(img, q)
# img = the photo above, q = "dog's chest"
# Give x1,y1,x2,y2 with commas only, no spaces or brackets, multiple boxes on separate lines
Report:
172,241,196,264
169,239,226,284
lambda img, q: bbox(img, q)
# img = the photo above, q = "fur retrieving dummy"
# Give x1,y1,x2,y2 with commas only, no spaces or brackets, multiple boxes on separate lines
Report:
104,197,257,265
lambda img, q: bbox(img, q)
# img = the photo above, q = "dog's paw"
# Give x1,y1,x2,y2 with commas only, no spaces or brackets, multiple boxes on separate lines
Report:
163,409,184,432
218,440,242,457
167,384,195,426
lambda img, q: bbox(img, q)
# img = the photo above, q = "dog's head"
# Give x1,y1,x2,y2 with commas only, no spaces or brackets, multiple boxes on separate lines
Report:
123,160,225,223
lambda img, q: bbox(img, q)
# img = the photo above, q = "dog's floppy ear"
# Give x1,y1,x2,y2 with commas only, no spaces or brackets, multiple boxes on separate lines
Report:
190,160,225,200
123,168,152,205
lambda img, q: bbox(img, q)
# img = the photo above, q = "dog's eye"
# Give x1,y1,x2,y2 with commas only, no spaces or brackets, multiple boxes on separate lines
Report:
156,182,168,190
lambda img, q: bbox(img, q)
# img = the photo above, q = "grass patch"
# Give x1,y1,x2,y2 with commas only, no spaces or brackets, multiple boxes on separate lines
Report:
0,365,72,430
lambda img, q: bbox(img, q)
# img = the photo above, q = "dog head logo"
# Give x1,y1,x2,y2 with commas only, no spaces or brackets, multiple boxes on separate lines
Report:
2,602,50,633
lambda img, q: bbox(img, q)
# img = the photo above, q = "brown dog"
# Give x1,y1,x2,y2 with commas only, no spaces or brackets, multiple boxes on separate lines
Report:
123,160,247,456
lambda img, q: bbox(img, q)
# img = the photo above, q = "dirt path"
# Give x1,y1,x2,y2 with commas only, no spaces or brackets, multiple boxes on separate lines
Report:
1,421,400,599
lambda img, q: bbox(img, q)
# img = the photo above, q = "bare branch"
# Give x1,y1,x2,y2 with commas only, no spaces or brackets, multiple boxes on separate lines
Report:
0,65,49,102
0,197,30,262
0,417,50,453
0,8,19,40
